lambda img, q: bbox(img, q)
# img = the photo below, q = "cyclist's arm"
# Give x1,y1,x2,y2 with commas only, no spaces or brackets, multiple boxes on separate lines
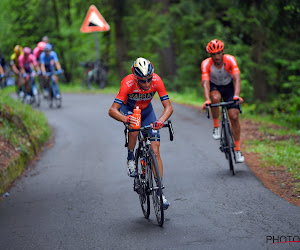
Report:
54,60,62,71
108,102,128,123
158,99,173,123
40,63,46,75
35,63,40,73
233,73,241,97
11,64,19,75
20,67,26,75
0,65,4,75
202,79,211,101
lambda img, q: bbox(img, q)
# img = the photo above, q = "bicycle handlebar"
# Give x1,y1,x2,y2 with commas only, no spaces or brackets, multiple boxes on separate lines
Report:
46,71,62,76
124,120,174,147
206,99,242,119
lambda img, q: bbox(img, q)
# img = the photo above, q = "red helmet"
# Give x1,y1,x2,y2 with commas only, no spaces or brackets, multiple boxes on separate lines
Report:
206,39,224,53
37,41,46,51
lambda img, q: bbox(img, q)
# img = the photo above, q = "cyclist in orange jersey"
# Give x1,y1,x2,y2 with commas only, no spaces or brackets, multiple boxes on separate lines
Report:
201,39,244,163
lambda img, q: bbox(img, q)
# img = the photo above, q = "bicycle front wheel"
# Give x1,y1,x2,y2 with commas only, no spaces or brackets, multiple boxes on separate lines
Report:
223,121,235,175
147,149,164,226
135,149,150,219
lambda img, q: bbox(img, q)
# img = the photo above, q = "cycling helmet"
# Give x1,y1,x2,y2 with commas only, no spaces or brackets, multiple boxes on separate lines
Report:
23,47,31,55
37,41,46,51
14,45,23,55
206,39,224,53
44,43,52,51
131,57,154,79
42,36,49,43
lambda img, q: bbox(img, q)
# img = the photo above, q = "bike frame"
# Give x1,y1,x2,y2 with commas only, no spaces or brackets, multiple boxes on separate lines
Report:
124,120,174,226
206,100,242,175
44,71,62,108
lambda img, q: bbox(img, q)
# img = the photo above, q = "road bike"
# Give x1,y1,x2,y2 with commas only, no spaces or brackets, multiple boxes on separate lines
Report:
80,60,107,89
22,73,41,107
124,120,174,226
206,100,242,175
44,71,62,108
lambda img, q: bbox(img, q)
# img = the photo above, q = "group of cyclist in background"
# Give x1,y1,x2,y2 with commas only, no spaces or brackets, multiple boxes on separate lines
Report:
1,36,63,105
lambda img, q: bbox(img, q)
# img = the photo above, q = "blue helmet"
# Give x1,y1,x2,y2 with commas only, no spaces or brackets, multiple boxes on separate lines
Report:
44,43,52,51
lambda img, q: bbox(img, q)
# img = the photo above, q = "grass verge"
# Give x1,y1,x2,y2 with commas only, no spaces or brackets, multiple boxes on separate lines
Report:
0,92,51,193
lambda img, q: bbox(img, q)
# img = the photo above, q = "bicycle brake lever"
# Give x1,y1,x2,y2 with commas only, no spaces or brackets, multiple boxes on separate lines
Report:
124,125,129,147
206,105,210,119
237,99,242,114
168,120,174,141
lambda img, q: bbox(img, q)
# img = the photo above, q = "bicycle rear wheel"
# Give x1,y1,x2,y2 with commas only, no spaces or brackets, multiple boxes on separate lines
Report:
147,149,164,226
223,121,235,175
135,149,150,219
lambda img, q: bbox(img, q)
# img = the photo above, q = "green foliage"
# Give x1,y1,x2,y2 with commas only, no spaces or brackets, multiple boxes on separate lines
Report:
0,93,50,155
0,0,299,129
246,139,300,181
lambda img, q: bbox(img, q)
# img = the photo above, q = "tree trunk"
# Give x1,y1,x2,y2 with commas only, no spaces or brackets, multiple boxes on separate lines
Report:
251,7,268,101
155,0,177,79
52,0,70,82
112,0,127,81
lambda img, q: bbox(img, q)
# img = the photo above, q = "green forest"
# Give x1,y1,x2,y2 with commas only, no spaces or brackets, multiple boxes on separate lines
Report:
0,0,299,128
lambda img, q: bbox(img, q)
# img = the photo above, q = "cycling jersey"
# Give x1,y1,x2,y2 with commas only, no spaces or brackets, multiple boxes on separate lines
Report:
39,51,58,68
114,73,169,110
10,53,23,68
18,54,37,72
201,54,240,86
120,103,160,141
33,47,42,62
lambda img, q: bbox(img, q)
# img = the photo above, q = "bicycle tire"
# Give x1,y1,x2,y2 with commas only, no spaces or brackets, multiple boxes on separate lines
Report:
223,121,235,175
148,149,164,226
135,148,150,219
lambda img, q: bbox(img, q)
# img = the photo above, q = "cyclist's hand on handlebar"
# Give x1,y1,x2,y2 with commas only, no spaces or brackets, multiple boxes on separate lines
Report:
152,120,164,130
202,100,211,110
233,95,244,103
57,69,64,74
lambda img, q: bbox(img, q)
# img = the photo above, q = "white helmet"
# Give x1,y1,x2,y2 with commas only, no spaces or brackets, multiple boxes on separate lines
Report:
131,57,154,79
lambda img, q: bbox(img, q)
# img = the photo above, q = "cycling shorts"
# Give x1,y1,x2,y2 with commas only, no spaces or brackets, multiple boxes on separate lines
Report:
120,103,160,142
210,81,239,110
45,65,55,73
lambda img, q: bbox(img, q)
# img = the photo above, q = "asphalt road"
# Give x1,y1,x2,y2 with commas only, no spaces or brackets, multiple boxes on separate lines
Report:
0,93,300,250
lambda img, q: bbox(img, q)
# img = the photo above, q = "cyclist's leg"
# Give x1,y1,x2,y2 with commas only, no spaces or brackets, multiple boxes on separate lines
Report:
223,82,244,162
140,104,162,176
222,81,240,142
120,104,138,153
23,70,32,98
210,82,222,119
210,82,222,139
142,104,169,209
120,104,138,176
52,74,61,98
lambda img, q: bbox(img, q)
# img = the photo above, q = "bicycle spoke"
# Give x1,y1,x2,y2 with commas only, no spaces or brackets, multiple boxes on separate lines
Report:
148,150,164,226
135,148,150,219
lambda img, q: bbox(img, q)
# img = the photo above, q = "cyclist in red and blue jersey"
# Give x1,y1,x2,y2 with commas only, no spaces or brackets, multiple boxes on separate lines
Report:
109,57,173,209
201,39,244,163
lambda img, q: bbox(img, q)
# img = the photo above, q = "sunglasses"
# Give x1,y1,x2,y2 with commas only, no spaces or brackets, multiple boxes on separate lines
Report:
138,77,153,84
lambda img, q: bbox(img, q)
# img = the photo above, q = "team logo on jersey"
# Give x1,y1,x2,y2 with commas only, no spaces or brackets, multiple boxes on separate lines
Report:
126,79,135,87
128,92,155,101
